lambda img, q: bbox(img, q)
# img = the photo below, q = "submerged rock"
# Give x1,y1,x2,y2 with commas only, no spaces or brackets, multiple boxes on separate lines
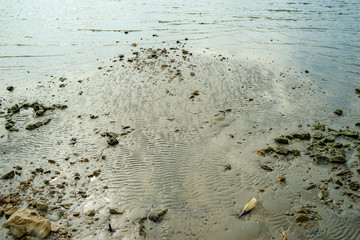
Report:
295,214,309,223
107,138,119,146
274,137,289,144
149,209,168,223
1,171,15,179
329,156,346,164
6,86,14,92
275,146,289,155
3,208,51,239
292,131,311,140
334,109,343,116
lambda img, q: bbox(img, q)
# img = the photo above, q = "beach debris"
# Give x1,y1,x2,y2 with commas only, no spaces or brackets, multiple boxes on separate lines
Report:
131,43,137,47
149,209,168,223
282,231,287,240
239,197,257,218
3,208,51,239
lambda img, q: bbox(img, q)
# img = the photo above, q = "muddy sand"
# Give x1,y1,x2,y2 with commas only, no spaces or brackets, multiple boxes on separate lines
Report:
1,40,360,240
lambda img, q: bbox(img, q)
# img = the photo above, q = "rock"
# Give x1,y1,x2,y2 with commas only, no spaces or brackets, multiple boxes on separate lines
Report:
36,202,48,212
5,122,15,130
329,156,346,164
292,131,310,140
334,109,343,116
107,138,119,146
355,88,360,94
1,171,15,179
86,209,96,217
73,212,80,217
109,208,123,215
291,149,301,156
264,146,275,153
295,214,309,223
356,122,360,126
149,209,168,223
323,135,335,142
6,86,14,92
5,208,18,219
275,146,289,155
224,164,231,171
260,165,273,171
274,137,289,144
349,181,359,191
313,131,323,139
313,123,325,131
340,130,359,138
276,174,286,184
4,208,51,239
314,155,329,164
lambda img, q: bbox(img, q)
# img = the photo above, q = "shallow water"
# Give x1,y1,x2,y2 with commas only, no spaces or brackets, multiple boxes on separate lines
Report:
1,1,360,240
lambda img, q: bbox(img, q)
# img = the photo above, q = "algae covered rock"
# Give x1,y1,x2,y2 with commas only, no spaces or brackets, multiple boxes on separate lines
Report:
3,208,51,239
274,136,289,144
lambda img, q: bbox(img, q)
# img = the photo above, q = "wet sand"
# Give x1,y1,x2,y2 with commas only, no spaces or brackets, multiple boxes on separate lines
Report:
1,38,360,239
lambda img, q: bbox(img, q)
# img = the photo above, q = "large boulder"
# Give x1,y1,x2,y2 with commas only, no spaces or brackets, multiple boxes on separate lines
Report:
3,208,51,239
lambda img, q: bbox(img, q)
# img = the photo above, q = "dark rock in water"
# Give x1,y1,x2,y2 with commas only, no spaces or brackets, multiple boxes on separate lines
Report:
107,138,119,146
295,214,309,223
332,142,343,148
314,155,329,164
329,156,346,164
334,109,343,116
224,164,232,171
356,122,360,126
7,104,21,115
6,86,14,92
275,146,289,155
260,165,273,171
275,137,289,144
355,88,360,94
149,209,168,223
1,171,15,179
349,181,359,191
335,179,343,186
292,131,311,140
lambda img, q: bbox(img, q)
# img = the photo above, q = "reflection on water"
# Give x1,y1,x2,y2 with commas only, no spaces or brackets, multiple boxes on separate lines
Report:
0,0,359,87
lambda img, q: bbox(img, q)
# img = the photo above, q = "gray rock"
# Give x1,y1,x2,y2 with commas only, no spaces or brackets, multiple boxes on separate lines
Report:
334,109,343,116
313,131,323,139
292,131,310,140
36,202,48,212
6,86,14,92
149,209,168,223
275,146,289,155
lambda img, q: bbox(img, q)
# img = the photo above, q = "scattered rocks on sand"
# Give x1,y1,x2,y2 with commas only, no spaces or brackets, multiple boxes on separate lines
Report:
149,209,168,223
3,208,51,239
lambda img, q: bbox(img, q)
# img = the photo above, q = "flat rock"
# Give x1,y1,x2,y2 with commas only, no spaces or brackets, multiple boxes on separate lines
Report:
274,137,289,144
295,214,309,223
1,171,15,179
149,209,168,223
3,208,51,239
292,131,310,140
329,156,346,164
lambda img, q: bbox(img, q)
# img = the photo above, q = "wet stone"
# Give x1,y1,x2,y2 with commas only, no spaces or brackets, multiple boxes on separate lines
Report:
314,155,329,164
295,214,309,223
107,138,119,146
109,208,123,215
149,209,168,223
260,165,273,171
329,156,346,164
349,181,359,191
275,146,289,155
1,171,15,179
313,123,325,131
292,131,311,140
275,137,289,144
6,86,14,92
86,209,96,217
313,131,323,139
334,109,343,116
224,164,232,171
